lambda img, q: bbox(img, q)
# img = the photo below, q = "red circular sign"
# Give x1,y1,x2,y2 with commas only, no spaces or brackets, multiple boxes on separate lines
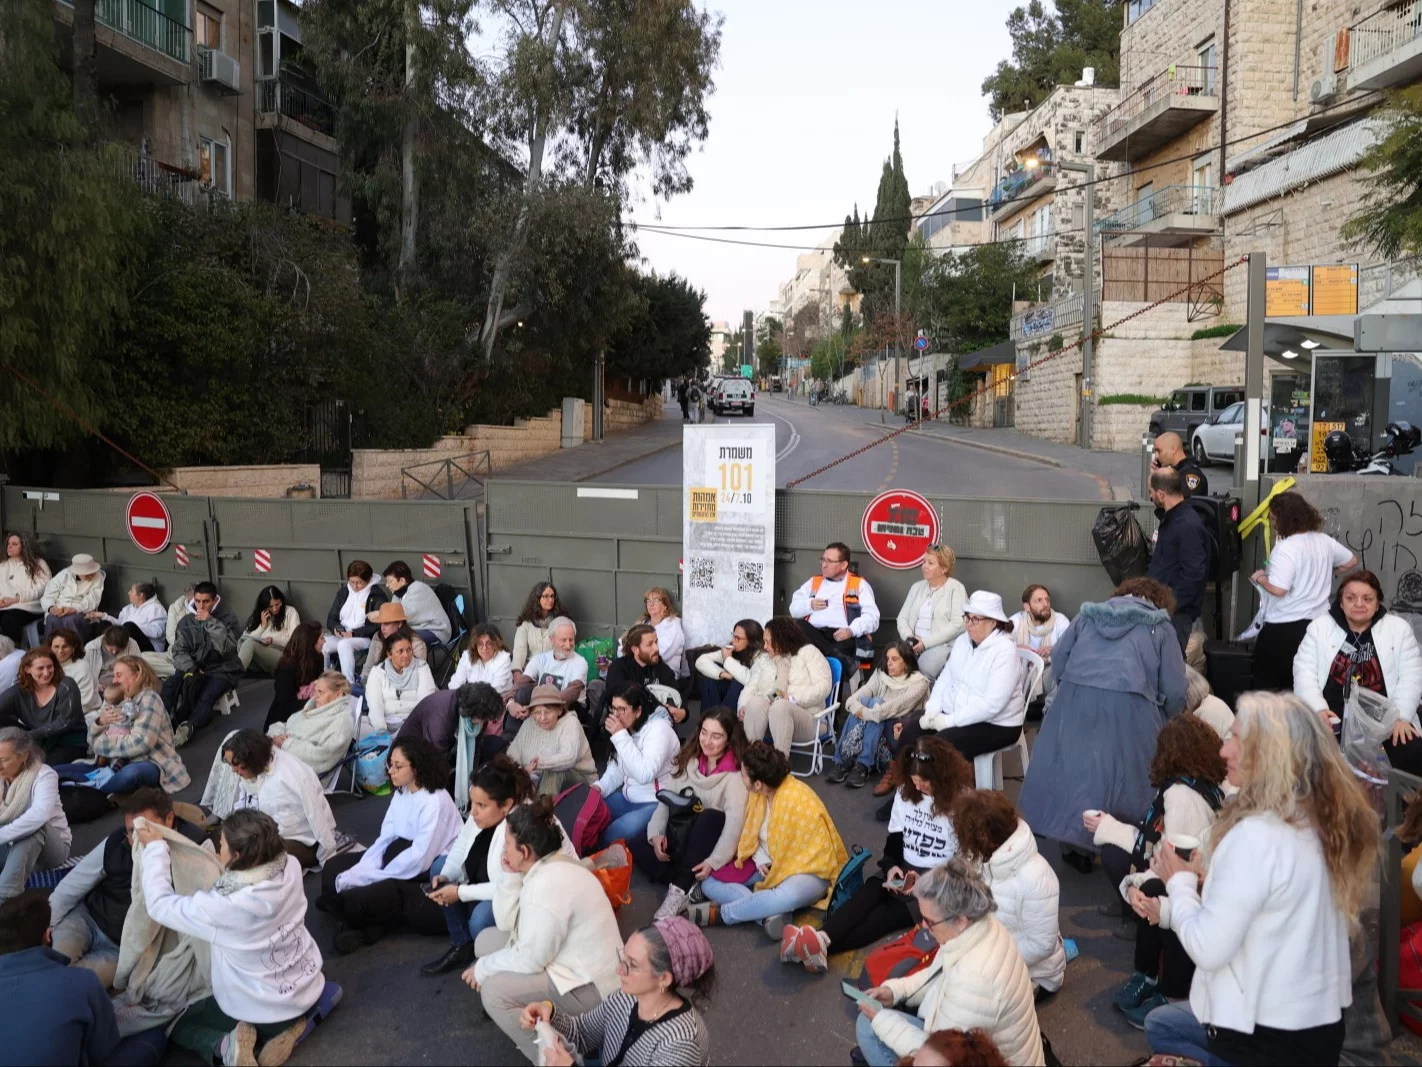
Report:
125,491,172,555
861,490,940,570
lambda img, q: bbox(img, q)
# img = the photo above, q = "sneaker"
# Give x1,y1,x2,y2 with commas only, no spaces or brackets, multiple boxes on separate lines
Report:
255,1019,306,1067
825,761,851,785
800,927,829,973
222,1023,257,1067
761,912,790,940
1122,991,1169,1030
653,884,690,922
686,882,707,905
846,764,870,789
1113,971,1158,1012
687,901,719,927
779,923,803,963
173,721,193,748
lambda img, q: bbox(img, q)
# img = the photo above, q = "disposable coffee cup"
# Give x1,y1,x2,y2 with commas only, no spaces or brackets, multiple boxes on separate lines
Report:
1084,809,1103,818
1168,833,1200,862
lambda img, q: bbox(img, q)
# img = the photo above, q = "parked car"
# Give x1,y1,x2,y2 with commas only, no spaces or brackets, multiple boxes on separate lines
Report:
712,377,755,416
1148,385,1244,441
1190,400,1245,464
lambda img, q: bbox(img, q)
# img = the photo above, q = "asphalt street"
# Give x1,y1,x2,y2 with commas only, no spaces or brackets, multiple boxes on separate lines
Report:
591,394,1112,500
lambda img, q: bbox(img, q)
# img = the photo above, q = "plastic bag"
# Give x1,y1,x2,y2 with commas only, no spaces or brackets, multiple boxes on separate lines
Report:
575,636,617,681
583,841,633,910
1092,504,1151,584
354,731,392,795
1342,686,1398,806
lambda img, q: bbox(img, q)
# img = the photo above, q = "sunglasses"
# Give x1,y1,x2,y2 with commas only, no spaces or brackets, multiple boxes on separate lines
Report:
908,750,934,763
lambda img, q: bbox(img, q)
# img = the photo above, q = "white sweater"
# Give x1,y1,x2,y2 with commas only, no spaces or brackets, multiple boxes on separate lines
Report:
694,649,777,709
596,716,681,804
1094,782,1219,929
141,847,324,1023
921,629,1025,731
334,786,462,892
982,819,1066,992
63,657,99,715
0,764,71,852
41,567,104,614
226,747,339,862
440,812,577,903
896,578,968,651
0,557,50,614
240,606,301,648
473,852,623,997
449,649,513,692
365,660,438,733
397,581,451,642
773,645,834,708
1293,611,1422,726
1167,812,1352,1034
652,617,688,676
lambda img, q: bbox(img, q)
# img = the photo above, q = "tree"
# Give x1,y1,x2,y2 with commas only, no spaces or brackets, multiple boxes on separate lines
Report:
981,0,1122,120
606,272,712,381
756,336,782,379
1342,87,1422,261
782,303,821,362
834,121,911,326
912,240,1039,356
71,0,99,136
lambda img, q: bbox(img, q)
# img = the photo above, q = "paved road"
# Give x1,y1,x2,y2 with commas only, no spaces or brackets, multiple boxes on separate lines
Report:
592,394,1112,500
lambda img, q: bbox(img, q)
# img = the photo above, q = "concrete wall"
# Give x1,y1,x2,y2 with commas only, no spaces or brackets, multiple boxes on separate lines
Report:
167,464,321,497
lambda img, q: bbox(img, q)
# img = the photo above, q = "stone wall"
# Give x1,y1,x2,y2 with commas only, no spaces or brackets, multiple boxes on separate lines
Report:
1094,403,1159,451
1014,339,1083,443
167,465,322,498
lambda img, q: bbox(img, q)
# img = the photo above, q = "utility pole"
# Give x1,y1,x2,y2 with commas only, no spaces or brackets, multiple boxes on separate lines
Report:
1059,160,1095,448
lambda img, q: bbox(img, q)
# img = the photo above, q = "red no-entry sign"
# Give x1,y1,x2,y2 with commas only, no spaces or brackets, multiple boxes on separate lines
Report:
125,491,172,555
861,489,940,570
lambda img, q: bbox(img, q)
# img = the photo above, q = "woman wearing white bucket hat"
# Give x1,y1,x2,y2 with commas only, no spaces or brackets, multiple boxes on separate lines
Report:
40,554,105,643
894,591,1026,764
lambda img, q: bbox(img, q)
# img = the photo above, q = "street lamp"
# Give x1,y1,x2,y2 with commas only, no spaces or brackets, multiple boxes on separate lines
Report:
862,255,902,423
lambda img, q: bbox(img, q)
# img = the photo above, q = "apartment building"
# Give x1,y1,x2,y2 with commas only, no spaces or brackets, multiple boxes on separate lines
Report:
52,0,345,221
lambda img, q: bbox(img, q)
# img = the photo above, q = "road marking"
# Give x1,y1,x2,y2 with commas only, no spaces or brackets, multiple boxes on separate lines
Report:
874,437,901,494
759,402,801,462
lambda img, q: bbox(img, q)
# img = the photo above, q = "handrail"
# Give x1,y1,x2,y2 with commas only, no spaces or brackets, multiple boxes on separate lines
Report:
1095,64,1218,144
256,78,337,138
1351,0,1422,68
1095,184,1221,233
58,0,191,63
400,451,492,500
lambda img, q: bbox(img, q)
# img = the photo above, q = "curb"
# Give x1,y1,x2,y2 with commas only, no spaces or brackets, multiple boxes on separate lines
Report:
572,438,682,483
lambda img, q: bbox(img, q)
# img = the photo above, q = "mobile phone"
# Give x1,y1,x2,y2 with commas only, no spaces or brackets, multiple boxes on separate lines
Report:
883,877,906,891
841,979,881,1009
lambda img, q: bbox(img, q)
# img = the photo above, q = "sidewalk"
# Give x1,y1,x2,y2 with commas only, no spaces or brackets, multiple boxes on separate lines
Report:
869,417,1146,497
494,401,684,483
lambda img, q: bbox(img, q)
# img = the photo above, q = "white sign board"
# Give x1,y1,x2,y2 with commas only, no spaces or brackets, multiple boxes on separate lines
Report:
682,423,776,648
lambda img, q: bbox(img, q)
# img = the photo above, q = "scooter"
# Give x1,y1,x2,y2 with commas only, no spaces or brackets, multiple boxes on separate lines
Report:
1323,421,1421,475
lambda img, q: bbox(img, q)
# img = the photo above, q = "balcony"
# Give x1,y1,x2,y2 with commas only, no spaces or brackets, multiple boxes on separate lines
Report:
1095,185,1221,246
1094,65,1218,162
256,78,337,141
1023,232,1057,262
1349,1,1422,90
988,164,1056,218
1011,292,1083,342
54,0,190,85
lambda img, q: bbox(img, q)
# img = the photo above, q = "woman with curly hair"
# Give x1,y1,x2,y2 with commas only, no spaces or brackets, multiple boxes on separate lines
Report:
741,617,833,756
511,582,566,672
782,736,973,973
913,1028,1010,1067
1085,712,1226,1025
1145,692,1379,1067
319,736,463,954
0,532,50,647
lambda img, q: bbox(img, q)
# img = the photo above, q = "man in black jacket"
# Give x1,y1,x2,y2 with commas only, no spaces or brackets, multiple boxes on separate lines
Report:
588,624,681,724
1147,467,1212,652
48,788,209,988
163,581,243,746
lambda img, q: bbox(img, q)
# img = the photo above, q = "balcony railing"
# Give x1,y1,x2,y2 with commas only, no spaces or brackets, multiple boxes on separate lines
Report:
59,0,190,64
988,164,1055,216
1011,292,1084,342
1094,65,1218,145
256,78,337,138
1096,185,1220,234
1023,232,1057,260
1351,0,1422,70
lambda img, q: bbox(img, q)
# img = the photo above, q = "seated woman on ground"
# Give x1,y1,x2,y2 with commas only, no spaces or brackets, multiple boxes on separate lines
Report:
740,617,833,757
358,602,429,689
784,735,974,973
323,560,387,685
826,639,930,789
855,859,1045,1067
90,580,167,653
0,647,87,764
449,623,513,693
506,684,597,797
462,798,623,1064
265,621,325,732
594,686,680,850
0,531,50,648
695,619,774,713
1084,713,1227,1025
511,582,566,672
267,670,356,778
319,736,463,954
952,789,1066,997
632,705,750,922
134,809,329,1067
84,626,140,699
689,742,848,942
237,585,301,676
0,726,71,903
362,633,436,738
54,656,189,797
47,629,98,717
519,917,715,1067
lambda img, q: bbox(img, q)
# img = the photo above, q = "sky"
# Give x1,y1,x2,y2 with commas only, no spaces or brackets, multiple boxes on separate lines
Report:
626,0,1026,327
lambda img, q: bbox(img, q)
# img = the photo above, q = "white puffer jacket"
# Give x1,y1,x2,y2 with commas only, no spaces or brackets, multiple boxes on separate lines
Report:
774,644,833,708
1293,610,1422,726
921,629,1025,731
982,819,1066,992
872,914,1044,1065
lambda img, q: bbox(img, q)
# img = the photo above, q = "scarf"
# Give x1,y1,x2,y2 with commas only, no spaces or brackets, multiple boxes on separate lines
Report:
0,758,41,827
213,856,287,896
1015,613,1056,647
383,657,422,695
735,777,848,904
697,749,738,776
879,670,918,693
338,581,373,632
1130,775,1225,871
454,718,483,816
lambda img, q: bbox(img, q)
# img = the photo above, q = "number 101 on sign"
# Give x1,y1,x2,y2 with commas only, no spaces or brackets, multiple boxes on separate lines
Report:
718,461,753,504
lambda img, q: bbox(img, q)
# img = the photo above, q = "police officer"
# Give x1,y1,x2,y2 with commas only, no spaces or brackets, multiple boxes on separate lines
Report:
1153,431,1207,497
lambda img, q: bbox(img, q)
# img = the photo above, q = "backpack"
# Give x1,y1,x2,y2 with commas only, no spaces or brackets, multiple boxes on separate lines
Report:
432,583,467,643
858,926,938,990
828,845,873,914
58,784,114,825
554,782,611,858
655,787,703,863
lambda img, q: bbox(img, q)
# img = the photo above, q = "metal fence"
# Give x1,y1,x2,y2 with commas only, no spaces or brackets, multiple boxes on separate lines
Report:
1351,0,1422,69
1095,64,1218,144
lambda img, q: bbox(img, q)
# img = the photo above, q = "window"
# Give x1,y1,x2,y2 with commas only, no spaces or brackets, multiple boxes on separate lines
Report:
257,0,274,27
1073,130,1085,154
199,136,230,195
1191,155,1214,214
1190,392,1209,412
1127,0,1157,25
1213,389,1243,409
1169,390,1188,411
1198,39,1217,94
195,8,220,50
259,31,275,77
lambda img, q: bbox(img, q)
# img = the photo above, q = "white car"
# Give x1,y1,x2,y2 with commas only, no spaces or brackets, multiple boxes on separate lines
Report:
1191,400,1244,464
711,378,755,416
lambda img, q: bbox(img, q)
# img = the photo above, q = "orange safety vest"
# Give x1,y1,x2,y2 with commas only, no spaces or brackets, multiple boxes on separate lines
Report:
809,574,871,661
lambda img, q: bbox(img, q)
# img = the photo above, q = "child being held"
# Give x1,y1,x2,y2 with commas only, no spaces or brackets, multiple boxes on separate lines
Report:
101,683,134,739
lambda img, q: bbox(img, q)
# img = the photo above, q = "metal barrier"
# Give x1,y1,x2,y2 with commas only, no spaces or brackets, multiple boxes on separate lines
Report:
401,452,491,500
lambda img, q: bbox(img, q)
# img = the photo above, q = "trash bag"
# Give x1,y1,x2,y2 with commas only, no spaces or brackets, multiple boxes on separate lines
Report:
1092,504,1151,584
354,731,392,795
1342,686,1398,810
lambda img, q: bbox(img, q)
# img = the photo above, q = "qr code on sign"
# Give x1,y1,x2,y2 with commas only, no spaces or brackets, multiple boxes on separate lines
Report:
737,561,765,594
688,557,715,590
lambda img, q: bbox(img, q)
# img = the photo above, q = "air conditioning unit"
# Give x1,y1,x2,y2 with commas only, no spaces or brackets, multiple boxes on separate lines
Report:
199,48,241,94
1310,73,1338,103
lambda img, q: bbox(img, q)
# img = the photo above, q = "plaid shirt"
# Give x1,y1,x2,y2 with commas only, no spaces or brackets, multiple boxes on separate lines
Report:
87,689,191,794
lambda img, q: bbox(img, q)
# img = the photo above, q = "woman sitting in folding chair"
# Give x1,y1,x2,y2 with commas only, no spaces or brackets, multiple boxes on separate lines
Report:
740,617,833,758
266,670,356,778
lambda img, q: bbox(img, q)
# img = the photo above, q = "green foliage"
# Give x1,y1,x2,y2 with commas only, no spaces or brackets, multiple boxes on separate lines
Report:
981,0,1122,120
606,272,712,381
810,333,853,383
756,336,782,379
834,121,912,325
1189,323,1243,340
909,241,1041,357
1047,332,1065,351
1342,87,1422,261
1099,393,1167,406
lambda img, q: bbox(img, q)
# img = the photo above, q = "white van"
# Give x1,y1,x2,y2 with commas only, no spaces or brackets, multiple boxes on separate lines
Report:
712,378,755,416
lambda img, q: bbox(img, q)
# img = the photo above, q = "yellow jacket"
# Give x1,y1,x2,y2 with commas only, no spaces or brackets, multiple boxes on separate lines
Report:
736,776,848,908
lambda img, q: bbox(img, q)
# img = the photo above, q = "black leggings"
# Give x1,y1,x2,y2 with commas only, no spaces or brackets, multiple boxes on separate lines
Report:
1101,844,1194,996
319,838,445,935
895,718,1021,762
0,608,41,646
628,809,726,892
1251,619,1311,691
121,622,155,654
819,875,918,953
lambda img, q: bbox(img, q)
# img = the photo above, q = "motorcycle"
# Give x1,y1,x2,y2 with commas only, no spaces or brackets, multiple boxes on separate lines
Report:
1323,421,1421,476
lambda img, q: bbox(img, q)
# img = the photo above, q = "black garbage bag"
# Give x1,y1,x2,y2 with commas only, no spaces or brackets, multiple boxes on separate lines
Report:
1092,503,1151,584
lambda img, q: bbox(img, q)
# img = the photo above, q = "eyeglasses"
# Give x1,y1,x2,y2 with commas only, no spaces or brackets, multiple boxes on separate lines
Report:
908,750,934,764
920,914,954,932
616,949,649,975
820,556,846,564
964,614,988,624
387,759,410,771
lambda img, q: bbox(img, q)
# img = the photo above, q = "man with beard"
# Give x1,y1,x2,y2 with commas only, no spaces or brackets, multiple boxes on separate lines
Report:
588,624,681,724
1010,584,1071,707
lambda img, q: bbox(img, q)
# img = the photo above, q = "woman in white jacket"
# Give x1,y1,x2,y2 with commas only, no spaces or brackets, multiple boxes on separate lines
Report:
237,586,301,675
856,858,1044,1067
953,790,1066,995
895,544,968,680
363,635,437,736
901,591,1025,762
695,619,776,711
1146,691,1380,1067
595,686,680,849
0,532,49,647
136,809,326,1067
740,617,833,757
266,671,356,776
639,587,688,677
448,624,514,693
1293,568,1422,772
47,630,98,716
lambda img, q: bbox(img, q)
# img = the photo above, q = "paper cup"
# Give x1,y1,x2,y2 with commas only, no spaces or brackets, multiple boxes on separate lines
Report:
1167,833,1200,862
